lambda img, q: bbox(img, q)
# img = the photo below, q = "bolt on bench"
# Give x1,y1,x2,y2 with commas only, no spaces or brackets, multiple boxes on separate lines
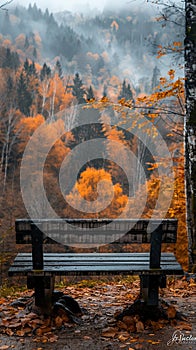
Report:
9,219,183,313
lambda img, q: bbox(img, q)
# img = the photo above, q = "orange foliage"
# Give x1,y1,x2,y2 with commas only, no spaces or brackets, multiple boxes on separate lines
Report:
66,167,128,218
126,151,188,270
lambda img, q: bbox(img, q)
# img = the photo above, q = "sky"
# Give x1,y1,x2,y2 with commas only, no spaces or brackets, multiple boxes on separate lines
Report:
14,0,153,13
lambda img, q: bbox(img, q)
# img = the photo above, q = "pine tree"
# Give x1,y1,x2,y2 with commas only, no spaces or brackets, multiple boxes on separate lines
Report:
118,80,134,102
24,36,30,49
72,73,86,104
29,61,37,76
24,58,30,74
40,63,51,81
87,85,95,101
55,60,63,79
103,84,107,98
33,47,37,59
17,72,32,115
3,48,12,68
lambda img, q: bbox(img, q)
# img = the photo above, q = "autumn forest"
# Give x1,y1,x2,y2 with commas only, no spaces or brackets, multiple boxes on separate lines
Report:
0,1,188,275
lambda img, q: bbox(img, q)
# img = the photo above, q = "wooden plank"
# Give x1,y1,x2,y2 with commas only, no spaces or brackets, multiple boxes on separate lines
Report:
13,252,177,257
8,252,183,276
11,261,181,267
13,252,177,258
15,219,178,244
8,264,184,276
12,253,178,264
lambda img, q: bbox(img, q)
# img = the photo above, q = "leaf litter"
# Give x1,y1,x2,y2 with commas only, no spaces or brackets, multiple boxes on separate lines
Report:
0,276,195,347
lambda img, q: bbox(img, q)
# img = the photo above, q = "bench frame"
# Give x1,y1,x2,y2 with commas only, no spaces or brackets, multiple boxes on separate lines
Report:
9,218,184,314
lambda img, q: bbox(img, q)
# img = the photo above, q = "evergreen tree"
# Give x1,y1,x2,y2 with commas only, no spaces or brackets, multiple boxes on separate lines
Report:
33,47,37,59
3,48,12,69
118,80,134,102
72,73,86,104
24,58,30,74
2,49,20,71
17,72,32,115
24,36,30,49
87,85,95,101
127,83,134,101
40,63,51,81
55,60,63,79
118,80,126,100
29,61,37,76
103,84,107,98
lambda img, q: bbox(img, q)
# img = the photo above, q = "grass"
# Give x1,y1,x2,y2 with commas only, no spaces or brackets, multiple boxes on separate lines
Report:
55,275,139,289
0,282,27,298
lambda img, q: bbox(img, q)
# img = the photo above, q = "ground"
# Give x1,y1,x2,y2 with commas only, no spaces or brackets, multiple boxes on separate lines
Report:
0,276,196,350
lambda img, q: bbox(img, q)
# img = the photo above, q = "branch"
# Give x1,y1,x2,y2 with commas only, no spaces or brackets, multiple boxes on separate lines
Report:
0,0,13,11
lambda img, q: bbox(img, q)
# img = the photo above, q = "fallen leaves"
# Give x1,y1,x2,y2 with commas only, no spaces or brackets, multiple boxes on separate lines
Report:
167,305,177,319
0,276,195,348
102,327,117,338
135,321,144,333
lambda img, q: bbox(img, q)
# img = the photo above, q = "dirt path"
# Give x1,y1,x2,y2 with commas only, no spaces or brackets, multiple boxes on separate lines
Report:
0,277,196,350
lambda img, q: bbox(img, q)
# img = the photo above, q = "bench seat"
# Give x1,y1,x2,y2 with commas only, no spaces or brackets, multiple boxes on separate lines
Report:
9,252,183,276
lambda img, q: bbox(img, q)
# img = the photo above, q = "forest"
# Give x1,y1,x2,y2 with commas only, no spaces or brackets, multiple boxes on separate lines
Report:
0,2,187,266
0,1,196,349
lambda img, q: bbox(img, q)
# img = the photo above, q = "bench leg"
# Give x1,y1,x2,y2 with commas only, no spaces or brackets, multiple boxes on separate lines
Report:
140,275,160,306
28,275,55,315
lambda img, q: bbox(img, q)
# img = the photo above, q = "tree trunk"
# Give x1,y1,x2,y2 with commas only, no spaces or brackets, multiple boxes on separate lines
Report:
184,0,196,271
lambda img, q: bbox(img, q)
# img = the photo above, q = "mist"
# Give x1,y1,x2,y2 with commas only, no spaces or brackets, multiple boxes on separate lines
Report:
3,0,184,99
15,0,156,14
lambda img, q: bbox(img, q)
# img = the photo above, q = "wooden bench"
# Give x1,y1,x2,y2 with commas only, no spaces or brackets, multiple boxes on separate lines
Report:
9,218,183,313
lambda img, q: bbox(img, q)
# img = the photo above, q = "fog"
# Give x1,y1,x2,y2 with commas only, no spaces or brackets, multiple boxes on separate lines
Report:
15,0,155,13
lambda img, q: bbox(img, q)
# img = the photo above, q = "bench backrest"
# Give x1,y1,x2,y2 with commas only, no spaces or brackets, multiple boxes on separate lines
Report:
15,218,178,271
15,218,178,245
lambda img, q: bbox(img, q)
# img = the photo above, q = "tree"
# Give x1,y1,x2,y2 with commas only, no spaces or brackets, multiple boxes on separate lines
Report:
184,0,196,270
103,84,107,98
39,63,51,116
66,167,128,218
55,60,63,79
72,73,86,104
118,80,134,102
86,85,95,101
2,48,20,71
149,0,195,270
17,72,32,116
144,0,195,270
24,36,30,49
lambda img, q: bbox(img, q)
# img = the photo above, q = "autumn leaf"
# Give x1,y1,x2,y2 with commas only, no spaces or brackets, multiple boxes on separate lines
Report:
167,305,177,319
102,327,117,338
118,332,130,342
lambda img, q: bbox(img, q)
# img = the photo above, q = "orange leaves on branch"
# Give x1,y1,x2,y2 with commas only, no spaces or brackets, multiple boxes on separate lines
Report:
156,42,183,58
168,69,175,80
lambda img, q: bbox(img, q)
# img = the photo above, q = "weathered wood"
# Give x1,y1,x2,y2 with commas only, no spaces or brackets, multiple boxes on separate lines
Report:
31,223,43,270
9,218,183,309
15,219,178,245
150,223,162,269
8,252,183,276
